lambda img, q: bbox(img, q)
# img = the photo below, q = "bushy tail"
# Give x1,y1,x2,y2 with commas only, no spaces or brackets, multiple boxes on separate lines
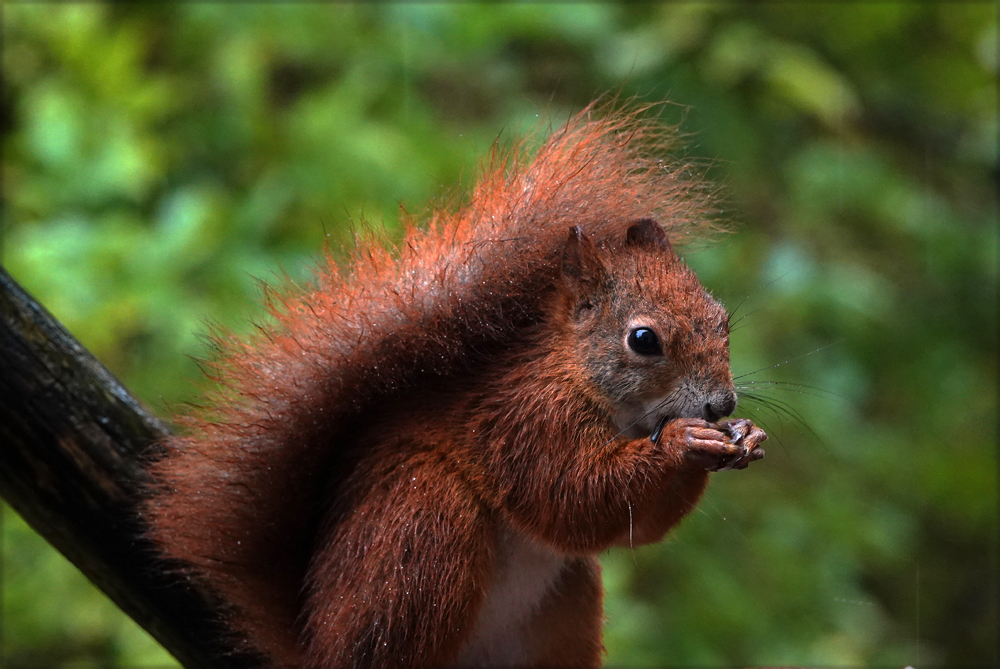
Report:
144,100,718,665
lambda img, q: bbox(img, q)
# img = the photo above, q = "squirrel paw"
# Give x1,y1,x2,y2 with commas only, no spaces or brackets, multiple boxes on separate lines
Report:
713,417,767,470
656,417,767,472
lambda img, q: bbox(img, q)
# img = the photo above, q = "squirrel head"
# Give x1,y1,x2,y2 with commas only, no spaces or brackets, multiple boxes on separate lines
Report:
558,219,736,438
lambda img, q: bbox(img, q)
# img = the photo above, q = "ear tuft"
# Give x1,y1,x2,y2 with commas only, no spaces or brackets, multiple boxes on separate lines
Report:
626,218,672,252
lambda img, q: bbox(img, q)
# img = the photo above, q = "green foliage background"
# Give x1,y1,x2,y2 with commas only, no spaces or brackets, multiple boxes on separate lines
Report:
2,3,996,667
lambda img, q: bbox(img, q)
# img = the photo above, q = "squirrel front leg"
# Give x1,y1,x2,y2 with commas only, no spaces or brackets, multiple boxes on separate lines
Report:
302,449,493,669
492,416,766,553
622,417,767,546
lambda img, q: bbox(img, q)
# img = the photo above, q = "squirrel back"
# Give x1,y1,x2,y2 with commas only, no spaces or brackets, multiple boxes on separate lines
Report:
144,102,729,666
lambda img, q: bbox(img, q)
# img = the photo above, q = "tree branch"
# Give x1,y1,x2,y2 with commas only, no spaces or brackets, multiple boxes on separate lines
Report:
0,265,255,669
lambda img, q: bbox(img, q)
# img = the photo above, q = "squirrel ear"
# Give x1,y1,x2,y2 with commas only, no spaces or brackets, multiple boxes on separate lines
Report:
626,218,672,253
561,226,607,296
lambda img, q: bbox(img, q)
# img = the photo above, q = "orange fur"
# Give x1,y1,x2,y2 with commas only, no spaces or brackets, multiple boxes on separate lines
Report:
143,101,764,667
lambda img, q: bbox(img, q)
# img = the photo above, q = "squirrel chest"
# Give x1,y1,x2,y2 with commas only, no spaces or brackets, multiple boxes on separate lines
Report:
455,525,569,665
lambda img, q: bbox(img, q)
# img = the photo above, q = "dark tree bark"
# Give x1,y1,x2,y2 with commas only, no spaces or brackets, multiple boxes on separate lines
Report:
0,265,256,669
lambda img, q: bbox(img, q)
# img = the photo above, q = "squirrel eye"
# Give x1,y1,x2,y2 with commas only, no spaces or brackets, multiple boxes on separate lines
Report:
627,327,662,356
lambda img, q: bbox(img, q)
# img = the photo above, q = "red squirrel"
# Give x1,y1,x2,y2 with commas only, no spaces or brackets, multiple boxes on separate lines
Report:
144,103,767,668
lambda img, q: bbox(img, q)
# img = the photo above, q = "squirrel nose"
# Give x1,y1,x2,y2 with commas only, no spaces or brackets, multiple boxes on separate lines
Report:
703,391,737,422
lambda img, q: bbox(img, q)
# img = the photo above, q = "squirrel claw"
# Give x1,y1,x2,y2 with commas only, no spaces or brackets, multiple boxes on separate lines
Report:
715,444,765,471
713,445,748,472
